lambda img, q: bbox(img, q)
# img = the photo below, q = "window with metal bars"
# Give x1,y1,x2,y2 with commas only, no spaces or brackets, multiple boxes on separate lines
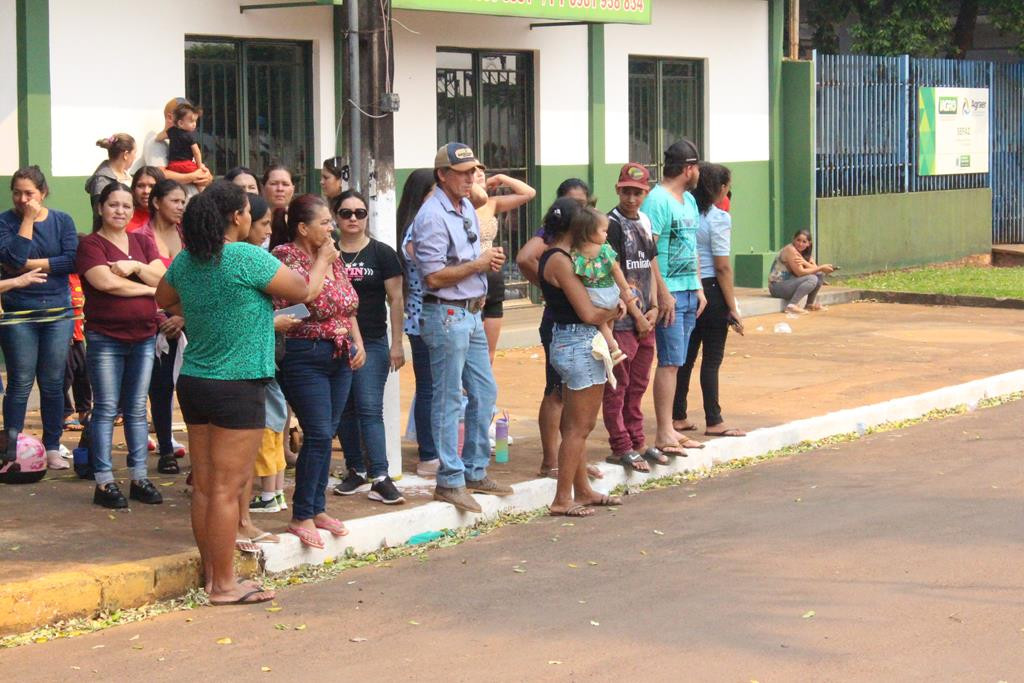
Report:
629,57,705,181
436,49,534,287
185,37,314,191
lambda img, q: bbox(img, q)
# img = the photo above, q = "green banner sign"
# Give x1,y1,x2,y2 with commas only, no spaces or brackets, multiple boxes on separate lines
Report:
390,0,651,24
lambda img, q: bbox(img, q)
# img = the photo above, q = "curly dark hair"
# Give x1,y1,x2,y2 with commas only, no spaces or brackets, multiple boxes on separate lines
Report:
181,180,249,262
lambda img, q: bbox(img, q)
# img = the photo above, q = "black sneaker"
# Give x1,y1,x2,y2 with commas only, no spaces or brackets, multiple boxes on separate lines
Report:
94,482,128,509
129,478,163,505
333,469,369,496
368,476,405,505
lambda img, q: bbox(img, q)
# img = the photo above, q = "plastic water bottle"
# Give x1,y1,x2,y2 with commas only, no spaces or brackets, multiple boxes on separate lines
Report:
494,415,509,463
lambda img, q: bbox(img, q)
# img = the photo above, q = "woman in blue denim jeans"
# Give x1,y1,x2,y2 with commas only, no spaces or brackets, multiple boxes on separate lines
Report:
76,183,167,509
537,200,624,518
0,167,80,470
271,194,366,549
396,169,440,477
332,190,406,505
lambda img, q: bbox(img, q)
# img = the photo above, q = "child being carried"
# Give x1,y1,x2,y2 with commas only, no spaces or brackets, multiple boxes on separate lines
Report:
569,207,643,376
165,102,209,191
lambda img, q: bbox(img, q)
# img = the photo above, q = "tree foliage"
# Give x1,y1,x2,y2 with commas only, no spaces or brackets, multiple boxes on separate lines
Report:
804,0,1024,57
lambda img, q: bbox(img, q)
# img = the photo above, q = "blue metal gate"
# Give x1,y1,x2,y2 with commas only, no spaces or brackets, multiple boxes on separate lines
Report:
992,63,1024,244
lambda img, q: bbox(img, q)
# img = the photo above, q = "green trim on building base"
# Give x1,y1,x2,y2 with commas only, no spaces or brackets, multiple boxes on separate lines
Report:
735,251,776,289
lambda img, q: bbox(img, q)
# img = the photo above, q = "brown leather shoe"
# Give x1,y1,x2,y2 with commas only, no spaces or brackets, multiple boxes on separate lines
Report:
465,476,513,497
433,486,482,513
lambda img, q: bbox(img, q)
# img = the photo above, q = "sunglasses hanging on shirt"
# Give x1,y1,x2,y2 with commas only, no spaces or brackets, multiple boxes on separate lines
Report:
462,216,478,244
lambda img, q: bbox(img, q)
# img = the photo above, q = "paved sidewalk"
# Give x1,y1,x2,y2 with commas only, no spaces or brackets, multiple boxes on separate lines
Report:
6,399,1022,679
2,300,1024,632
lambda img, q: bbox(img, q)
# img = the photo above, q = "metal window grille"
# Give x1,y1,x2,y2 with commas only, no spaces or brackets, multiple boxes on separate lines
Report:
992,63,1024,243
628,57,704,181
436,50,534,286
185,37,314,190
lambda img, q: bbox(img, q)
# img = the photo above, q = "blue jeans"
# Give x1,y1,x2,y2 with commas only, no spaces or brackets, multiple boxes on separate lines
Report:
149,336,178,455
419,303,497,489
655,290,698,367
0,318,74,450
407,333,437,463
86,331,156,486
279,338,352,520
338,335,390,478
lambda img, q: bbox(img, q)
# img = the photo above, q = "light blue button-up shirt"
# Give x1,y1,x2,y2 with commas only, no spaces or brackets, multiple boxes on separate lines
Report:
410,186,487,301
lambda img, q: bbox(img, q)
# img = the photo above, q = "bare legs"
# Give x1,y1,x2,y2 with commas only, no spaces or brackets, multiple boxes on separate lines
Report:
189,423,272,603
538,390,562,474
484,316,502,365
549,384,605,515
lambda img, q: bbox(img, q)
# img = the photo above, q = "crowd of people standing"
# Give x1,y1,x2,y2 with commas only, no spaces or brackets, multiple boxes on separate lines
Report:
0,92,784,604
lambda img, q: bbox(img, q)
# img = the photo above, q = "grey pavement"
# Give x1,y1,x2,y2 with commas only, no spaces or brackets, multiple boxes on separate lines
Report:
5,397,1023,681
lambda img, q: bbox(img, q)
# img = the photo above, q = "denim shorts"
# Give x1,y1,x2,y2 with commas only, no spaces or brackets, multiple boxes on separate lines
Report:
550,323,607,391
655,290,698,367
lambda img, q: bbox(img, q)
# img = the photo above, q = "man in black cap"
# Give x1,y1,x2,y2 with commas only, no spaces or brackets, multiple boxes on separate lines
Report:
411,143,512,513
640,139,707,457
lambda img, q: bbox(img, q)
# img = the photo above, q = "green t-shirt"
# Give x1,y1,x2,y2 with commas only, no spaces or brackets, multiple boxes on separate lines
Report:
165,241,282,380
641,184,701,292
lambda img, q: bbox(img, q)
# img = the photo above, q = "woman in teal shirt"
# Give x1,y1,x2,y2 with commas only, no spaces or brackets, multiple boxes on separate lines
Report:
157,181,307,606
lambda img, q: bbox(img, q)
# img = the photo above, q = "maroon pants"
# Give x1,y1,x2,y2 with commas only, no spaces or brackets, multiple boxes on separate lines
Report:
601,329,655,455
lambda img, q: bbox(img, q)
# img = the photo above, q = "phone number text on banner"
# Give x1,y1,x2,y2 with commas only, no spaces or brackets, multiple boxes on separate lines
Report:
391,0,652,24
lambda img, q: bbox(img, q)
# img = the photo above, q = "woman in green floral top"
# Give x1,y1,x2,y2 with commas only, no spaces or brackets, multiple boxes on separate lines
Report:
570,207,643,379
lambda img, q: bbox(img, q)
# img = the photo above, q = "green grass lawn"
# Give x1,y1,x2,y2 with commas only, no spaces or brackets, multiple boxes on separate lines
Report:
840,266,1024,299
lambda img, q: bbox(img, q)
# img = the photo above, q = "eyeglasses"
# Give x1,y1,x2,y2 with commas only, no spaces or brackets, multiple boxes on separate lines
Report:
337,208,368,220
462,216,478,244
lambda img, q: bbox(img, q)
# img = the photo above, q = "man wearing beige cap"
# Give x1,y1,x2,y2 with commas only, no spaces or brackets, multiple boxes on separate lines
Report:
136,97,212,194
411,143,512,512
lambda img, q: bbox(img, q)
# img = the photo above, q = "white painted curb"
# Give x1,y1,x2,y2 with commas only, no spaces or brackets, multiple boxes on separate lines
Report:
261,369,1024,573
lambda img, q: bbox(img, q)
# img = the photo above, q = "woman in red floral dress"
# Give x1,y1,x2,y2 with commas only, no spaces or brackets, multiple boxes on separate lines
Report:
271,194,366,549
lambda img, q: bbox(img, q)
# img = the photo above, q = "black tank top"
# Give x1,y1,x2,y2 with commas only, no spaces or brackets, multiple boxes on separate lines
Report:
538,248,583,325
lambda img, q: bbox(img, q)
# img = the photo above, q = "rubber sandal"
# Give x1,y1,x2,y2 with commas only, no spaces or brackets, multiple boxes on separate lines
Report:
313,516,349,537
287,525,325,549
587,494,622,507
235,538,259,554
640,447,670,465
677,437,705,449
704,428,746,437
63,418,84,431
210,588,275,606
673,421,697,432
605,451,649,473
251,531,280,544
655,443,688,457
549,504,594,517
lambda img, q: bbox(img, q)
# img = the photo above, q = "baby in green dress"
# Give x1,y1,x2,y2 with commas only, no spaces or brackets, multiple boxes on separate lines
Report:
570,208,643,368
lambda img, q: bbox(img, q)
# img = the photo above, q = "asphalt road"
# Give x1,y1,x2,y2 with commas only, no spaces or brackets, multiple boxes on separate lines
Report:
5,400,1023,681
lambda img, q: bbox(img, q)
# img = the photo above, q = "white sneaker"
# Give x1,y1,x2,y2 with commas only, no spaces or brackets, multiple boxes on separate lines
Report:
46,450,70,470
59,444,73,460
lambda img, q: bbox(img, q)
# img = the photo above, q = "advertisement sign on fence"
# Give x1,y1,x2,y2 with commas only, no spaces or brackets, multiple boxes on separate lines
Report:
917,86,990,175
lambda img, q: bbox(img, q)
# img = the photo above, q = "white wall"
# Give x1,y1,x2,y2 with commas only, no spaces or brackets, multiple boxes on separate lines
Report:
0,0,19,175
392,9,591,169
48,0,336,176
605,0,770,163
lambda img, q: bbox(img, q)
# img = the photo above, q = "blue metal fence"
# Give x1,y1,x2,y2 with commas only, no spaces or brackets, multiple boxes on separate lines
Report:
816,53,1024,244
992,63,1024,243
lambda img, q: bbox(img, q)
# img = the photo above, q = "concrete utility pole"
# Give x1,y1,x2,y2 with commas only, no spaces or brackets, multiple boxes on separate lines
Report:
787,0,800,59
343,0,402,477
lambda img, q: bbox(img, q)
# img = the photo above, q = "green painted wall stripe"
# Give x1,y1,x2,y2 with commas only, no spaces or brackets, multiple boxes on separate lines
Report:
780,60,815,240
816,189,992,275
587,24,605,194
16,0,52,175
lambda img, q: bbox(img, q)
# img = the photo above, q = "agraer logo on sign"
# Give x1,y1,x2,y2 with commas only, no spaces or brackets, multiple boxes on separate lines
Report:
938,97,958,114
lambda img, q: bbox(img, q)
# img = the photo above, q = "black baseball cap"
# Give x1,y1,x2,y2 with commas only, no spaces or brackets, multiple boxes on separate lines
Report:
664,139,700,166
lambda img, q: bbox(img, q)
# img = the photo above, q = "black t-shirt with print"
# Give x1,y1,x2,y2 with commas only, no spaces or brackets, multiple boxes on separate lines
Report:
342,238,403,339
606,207,658,332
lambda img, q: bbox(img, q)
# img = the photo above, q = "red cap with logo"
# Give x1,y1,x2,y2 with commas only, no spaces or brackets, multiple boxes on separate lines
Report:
616,163,651,191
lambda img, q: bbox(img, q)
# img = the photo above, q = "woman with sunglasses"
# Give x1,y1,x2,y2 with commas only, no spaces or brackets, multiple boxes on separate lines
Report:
331,191,405,504
321,157,347,205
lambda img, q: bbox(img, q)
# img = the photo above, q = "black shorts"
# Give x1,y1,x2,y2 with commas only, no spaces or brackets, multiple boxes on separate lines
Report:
539,314,563,397
177,375,267,430
483,269,505,319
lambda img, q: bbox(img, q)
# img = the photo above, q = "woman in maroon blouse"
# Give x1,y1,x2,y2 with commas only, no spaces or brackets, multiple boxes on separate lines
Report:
76,182,167,509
